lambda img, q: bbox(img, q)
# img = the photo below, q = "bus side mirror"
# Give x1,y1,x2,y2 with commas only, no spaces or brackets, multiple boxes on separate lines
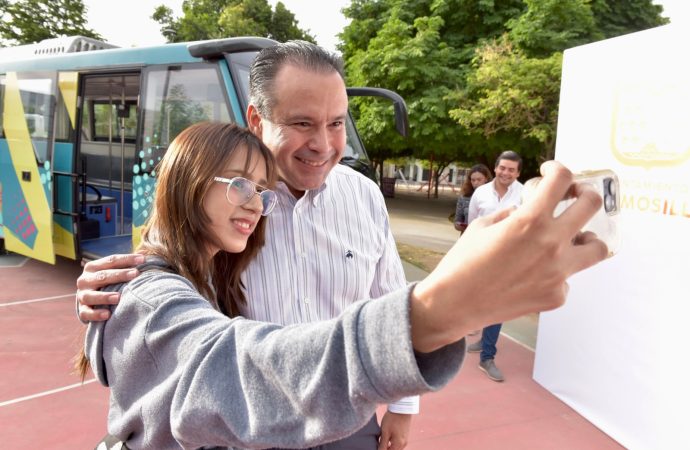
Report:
346,87,409,138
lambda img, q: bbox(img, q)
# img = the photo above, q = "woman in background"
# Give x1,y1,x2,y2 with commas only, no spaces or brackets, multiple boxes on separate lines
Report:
454,164,492,232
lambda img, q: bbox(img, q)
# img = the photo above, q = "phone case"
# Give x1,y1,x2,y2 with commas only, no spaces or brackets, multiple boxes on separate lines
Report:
523,169,621,257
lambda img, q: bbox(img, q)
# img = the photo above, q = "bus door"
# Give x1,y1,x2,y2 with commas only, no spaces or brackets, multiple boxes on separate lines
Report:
78,73,140,259
52,72,80,260
0,71,58,264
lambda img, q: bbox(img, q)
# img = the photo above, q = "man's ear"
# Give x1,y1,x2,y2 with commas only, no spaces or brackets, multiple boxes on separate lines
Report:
246,104,262,136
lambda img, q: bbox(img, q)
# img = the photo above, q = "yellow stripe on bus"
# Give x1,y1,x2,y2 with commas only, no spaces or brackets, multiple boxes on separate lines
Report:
3,72,55,264
58,72,78,130
53,221,76,259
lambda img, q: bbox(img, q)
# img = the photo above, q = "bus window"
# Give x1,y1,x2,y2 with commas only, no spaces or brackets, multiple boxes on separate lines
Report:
16,74,56,163
225,51,254,114
93,101,138,142
141,63,233,151
54,95,72,142
80,74,140,190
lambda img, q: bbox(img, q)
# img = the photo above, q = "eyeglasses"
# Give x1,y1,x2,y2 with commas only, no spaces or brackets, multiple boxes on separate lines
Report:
213,176,277,216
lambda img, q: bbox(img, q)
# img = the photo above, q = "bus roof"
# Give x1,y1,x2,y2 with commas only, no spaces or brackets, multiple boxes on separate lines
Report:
0,36,277,73
0,36,119,60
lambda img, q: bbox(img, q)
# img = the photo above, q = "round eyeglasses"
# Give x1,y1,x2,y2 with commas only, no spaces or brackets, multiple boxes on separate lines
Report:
213,177,277,216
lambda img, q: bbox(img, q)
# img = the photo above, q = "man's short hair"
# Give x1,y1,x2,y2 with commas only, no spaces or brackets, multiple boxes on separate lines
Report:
249,40,345,119
495,150,523,172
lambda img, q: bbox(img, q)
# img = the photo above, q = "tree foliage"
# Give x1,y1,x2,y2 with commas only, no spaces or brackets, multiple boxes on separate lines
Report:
450,37,562,164
342,0,526,194
0,0,102,46
450,0,668,170
341,0,669,183
507,0,598,58
591,0,668,39
152,0,315,43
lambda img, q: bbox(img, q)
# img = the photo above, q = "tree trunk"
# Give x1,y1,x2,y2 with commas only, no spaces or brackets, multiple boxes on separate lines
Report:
427,153,434,199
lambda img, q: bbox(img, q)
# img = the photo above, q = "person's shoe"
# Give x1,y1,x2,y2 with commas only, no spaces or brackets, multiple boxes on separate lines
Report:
479,359,504,382
467,341,482,353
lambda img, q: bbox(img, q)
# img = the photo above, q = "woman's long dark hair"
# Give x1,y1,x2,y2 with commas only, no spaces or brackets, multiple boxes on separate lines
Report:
460,164,492,197
76,122,276,379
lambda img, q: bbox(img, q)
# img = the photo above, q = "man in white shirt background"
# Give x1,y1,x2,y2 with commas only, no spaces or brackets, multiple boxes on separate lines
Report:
467,150,524,382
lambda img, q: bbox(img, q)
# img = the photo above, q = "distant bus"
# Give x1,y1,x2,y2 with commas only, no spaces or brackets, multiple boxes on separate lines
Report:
0,36,408,263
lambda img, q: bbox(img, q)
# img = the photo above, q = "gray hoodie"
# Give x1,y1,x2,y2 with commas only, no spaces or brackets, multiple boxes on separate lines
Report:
86,257,465,449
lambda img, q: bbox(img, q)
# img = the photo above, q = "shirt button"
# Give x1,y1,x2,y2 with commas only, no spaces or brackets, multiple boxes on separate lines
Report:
304,297,310,304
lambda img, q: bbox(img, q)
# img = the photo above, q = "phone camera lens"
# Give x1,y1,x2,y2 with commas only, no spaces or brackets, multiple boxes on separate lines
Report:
605,177,616,197
604,193,615,213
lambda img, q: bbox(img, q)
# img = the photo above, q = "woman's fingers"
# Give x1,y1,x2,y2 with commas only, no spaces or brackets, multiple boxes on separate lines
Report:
556,183,603,235
567,238,609,274
82,253,144,272
76,268,139,290
527,161,575,214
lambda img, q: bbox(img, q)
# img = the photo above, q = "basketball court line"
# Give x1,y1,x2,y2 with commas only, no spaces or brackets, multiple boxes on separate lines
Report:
502,331,536,352
0,253,28,268
0,292,75,307
0,379,97,408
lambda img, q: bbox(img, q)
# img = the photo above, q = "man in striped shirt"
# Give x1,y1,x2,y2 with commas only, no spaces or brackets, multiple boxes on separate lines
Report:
240,40,417,450
77,41,416,450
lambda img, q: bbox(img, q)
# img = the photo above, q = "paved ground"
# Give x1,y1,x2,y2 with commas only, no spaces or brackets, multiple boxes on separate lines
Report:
385,184,539,350
385,185,459,253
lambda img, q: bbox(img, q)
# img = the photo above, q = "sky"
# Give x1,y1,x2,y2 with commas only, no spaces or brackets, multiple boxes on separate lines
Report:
82,0,350,51
83,0,688,51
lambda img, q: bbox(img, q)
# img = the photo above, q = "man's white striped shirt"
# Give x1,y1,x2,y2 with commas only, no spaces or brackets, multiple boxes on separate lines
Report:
240,164,418,414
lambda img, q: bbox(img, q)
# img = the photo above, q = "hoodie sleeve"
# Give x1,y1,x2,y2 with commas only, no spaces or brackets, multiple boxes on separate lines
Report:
89,271,464,449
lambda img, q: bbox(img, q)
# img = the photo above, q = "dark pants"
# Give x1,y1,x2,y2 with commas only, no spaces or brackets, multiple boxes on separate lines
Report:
480,323,502,361
270,414,380,450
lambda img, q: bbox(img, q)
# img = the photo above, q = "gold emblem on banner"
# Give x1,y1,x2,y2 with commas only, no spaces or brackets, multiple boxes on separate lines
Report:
610,83,690,168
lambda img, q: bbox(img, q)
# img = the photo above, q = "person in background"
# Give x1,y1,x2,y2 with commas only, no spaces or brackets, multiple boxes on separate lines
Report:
466,151,524,382
454,164,492,232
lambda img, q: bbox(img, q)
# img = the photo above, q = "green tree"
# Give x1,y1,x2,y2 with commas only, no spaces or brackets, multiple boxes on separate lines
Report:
507,0,598,57
0,0,102,46
591,0,668,39
152,0,315,43
342,0,526,195
450,0,668,173
347,11,465,196
449,37,562,166
507,0,668,58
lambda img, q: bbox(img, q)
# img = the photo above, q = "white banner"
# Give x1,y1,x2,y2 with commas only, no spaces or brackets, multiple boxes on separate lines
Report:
533,24,690,450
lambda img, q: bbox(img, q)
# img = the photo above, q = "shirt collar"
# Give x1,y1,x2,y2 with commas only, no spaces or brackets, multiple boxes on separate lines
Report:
276,177,329,207
491,179,520,195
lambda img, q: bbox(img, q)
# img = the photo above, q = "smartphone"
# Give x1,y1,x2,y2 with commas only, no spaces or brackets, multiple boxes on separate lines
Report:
523,169,621,257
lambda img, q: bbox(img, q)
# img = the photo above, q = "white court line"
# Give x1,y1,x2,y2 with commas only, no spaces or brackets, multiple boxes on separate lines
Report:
0,379,97,408
0,254,28,268
501,332,536,352
0,292,75,307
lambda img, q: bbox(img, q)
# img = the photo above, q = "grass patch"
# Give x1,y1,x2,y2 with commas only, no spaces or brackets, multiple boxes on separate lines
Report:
396,242,445,273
